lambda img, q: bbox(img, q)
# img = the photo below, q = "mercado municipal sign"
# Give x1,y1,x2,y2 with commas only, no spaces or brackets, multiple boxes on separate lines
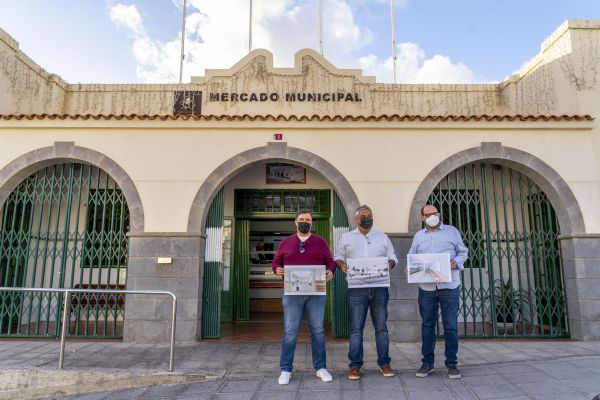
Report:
208,92,362,102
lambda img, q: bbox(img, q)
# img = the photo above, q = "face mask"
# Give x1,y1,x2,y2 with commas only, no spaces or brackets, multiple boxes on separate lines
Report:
359,217,373,229
425,215,440,228
297,222,311,234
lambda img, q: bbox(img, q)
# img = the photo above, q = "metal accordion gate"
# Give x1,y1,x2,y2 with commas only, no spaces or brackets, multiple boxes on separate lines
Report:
0,163,130,338
427,162,568,338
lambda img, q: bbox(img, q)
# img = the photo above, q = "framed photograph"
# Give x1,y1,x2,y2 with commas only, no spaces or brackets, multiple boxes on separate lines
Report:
346,257,390,288
407,253,452,284
284,265,326,295
266,163,306,184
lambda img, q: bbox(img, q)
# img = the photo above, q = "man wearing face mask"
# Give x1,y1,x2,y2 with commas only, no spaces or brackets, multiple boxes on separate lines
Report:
273,210,336,385
334,205,398,380
407,204,468,380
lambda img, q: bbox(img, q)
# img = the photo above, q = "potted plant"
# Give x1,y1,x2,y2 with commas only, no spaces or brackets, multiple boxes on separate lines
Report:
493,279,529,324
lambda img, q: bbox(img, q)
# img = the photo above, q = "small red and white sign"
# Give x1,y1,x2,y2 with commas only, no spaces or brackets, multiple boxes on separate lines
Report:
273,133,283,140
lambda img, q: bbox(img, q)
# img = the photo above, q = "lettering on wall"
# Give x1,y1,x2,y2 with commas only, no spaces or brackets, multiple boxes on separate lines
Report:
208,92,362,102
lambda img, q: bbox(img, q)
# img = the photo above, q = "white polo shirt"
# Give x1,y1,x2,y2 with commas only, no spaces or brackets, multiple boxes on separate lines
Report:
334,228,398,264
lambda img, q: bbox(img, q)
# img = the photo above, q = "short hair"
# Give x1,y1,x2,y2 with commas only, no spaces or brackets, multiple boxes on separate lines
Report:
295,210,313,219
355,204,372,216
421,204,437,215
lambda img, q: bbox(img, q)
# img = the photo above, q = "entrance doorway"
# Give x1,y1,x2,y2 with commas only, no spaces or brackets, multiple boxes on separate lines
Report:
201,186,350,340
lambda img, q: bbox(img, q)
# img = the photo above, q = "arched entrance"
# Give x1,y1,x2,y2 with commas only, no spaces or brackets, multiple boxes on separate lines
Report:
0,143,144,338
410,143,583,338
188,143,359,340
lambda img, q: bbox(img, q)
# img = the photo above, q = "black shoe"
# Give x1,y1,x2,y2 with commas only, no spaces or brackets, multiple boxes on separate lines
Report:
415,364,433,378
448,366,461,379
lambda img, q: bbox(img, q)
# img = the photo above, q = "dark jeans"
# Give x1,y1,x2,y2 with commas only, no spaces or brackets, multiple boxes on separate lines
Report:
418,286,460,368
280,294,327,372
347,287,391,369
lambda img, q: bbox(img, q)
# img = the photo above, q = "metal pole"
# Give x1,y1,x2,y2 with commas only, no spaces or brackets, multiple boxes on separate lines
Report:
391,0,397,83
319,0,324,55
179,0,188,83
58,290,70,369
169,295,177,372
249,0,253,53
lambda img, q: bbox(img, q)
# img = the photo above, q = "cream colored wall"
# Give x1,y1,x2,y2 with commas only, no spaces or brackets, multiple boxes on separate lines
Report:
0,120,597,233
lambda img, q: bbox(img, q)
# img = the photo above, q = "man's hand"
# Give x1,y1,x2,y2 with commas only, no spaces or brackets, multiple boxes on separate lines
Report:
276,267,284,277
336,260,348,273
450,259,458,269
388,260,396,270
404,266,408,276
326,270,334,282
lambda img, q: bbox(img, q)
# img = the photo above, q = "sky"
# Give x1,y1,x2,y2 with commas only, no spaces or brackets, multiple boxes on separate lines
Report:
1,0,600,84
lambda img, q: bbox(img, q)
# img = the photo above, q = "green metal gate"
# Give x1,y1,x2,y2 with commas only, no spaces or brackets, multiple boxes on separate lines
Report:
331,191,350,338
0,163,130,338
427,162,568,338
201,187,225,338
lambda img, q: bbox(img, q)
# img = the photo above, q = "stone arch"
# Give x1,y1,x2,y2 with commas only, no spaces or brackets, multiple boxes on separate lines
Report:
187,142,360,232
0,142,144,231
408,142,584,235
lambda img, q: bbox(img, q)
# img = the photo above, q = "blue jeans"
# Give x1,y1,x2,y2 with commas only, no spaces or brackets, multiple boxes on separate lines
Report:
280,294,327,372
347,287,391,369
418,287,460,368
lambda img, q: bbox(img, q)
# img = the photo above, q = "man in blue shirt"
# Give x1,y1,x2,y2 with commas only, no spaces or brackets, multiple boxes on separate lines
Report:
407,204,468,379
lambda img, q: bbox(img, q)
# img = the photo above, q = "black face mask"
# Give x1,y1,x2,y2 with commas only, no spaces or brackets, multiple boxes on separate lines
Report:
297,222,311,234
359,217,373,230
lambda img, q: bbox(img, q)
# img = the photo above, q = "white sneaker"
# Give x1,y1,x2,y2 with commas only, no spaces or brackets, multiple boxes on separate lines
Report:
278,371,292,385
316,368,333,382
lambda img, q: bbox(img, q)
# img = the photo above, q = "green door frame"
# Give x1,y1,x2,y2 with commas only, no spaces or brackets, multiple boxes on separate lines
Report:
202,188,351,338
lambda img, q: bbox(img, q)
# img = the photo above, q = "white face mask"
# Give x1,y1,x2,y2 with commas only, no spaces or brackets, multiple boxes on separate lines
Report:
425,214,440,228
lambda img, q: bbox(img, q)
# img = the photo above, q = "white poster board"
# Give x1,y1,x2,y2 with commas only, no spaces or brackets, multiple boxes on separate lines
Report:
346,257,390,288
284,265,327,295
407,253,452,283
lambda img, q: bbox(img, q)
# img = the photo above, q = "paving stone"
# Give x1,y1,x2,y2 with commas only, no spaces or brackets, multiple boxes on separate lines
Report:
178,380,224,395
341,391,362,400
299,374,342,390
253,391,298,400
259,375,303,391
515,381,584,395
212,393,255,400
297,391,341,400
219,378,263,393
467,384,526,399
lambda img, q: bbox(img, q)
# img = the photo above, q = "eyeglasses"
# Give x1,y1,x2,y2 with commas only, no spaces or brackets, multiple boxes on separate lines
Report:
299,241,306,253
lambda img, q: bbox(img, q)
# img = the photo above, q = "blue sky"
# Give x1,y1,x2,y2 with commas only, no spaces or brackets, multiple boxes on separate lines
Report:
1,0,599,84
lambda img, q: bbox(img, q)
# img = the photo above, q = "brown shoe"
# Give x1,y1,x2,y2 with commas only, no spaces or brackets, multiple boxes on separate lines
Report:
348,367,360,380
379,365,395,377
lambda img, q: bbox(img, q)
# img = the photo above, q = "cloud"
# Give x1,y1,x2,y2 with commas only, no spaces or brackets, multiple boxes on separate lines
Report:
109,4,144,35
108,1,475,84
359,42,478,83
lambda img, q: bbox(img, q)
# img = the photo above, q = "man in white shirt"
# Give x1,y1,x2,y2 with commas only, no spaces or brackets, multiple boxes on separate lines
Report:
335,205,398,380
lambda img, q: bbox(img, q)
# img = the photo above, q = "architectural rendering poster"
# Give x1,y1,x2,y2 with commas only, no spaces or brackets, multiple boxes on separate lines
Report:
266,163,306,184
346,257,390,288
284,265,326,295
407,253,452,283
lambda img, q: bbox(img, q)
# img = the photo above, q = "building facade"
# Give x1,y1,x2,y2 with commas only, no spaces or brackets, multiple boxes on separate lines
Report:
1,20,599,343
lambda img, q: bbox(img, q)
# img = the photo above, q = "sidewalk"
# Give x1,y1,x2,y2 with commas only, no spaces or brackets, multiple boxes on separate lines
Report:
1,339,599,399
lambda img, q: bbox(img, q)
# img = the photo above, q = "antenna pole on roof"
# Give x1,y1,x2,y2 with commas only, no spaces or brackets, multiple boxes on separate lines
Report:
391,0,397,83
319,0,324,56
249,0,253,53
179,0,187,83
